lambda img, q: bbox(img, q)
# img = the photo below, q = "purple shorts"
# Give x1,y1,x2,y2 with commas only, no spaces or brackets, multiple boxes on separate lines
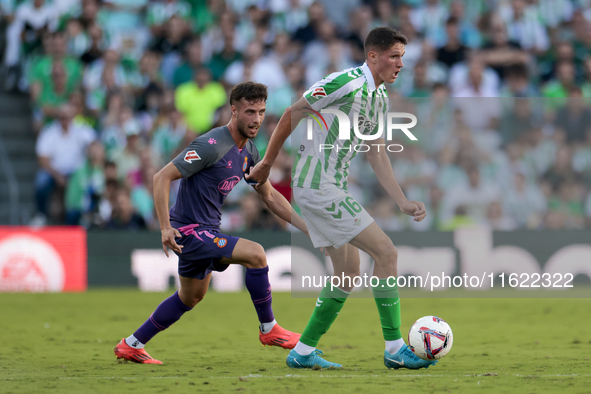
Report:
173,224,239,280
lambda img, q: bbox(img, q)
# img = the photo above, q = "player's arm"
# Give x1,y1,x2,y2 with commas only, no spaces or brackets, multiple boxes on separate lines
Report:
254,180,310,236
246,97,309,185
367,138,426,222
153,162,184,257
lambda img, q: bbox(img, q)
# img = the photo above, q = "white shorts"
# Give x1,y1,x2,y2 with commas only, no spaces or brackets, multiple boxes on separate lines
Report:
293,186,374,249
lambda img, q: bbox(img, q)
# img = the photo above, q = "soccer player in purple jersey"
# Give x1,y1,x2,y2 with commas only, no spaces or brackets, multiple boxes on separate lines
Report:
114,82,307,364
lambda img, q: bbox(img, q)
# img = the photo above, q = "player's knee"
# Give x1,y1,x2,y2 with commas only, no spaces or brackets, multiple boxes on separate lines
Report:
376,242,397,264
179,292,204,308
191,293,206,307
345,268,361,279
248,243,267,268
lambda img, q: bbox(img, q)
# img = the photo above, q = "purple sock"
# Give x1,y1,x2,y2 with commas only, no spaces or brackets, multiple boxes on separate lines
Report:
133,291,192,344
245,266,275,323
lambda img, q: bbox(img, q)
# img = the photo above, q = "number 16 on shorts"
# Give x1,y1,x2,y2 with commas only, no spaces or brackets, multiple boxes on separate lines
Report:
325,196,363,219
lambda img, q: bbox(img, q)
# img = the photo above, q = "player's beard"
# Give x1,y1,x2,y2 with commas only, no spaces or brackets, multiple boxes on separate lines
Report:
237,119,259,139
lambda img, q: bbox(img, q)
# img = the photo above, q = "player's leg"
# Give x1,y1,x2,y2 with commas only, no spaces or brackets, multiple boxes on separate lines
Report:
219,238,300,348
114,274,211,364
286,243,359,369
349,223,436,369
178,274,212,307
297,243,359,350
349,222,400,346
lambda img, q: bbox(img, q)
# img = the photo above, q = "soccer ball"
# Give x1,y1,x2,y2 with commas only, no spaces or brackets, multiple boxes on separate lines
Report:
408,316,453,360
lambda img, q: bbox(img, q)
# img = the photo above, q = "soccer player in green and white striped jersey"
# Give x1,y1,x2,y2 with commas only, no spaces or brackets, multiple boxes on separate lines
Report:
247,27,437,370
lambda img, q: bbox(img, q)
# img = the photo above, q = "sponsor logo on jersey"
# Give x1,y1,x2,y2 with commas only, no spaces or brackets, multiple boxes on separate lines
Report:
354,218,362,226
184,150,201,163
226,161,232,168
242,156,248,171
213,237,227,248
310,87,327,98
218,176,240,195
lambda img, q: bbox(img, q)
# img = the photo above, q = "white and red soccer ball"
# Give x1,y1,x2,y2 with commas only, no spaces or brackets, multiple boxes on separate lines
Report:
408,316,453,360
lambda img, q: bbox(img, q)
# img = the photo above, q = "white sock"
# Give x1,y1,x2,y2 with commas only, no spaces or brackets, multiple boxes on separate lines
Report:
259,319,277,334
385,339,405,355
125,334,145,349
294,341,316,356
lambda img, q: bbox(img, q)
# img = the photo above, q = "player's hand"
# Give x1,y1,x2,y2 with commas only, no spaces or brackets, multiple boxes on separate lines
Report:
319,247,330,257
398,200,427,222
245,161,271,187
161,227,183,257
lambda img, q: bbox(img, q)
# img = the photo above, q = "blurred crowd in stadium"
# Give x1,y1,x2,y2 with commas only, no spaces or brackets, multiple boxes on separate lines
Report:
1,0,590,231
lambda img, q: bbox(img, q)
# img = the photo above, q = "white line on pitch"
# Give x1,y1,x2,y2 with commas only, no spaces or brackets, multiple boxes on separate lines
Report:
57,373,591,380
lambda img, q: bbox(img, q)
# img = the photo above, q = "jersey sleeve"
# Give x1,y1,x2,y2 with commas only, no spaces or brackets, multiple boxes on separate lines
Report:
248,141,262,166
303,71,357,111
172,136,222,178
244,141,261,185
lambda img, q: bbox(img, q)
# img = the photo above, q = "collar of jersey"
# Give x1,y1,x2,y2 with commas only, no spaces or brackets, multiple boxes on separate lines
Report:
361,62,378,93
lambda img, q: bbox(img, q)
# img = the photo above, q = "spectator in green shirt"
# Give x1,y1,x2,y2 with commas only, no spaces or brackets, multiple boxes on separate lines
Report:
582,57,591,99
146,0,191,39
207,27,242,81
174,66,226,134
542,61,579,110
31,61,78,131
172,37,205,87
29,31,83,98
151,106,187,163
65,140,106,225
547,181,585,229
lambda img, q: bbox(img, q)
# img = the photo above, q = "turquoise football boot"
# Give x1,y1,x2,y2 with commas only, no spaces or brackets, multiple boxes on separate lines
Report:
384,344,438,369
286,349,343,369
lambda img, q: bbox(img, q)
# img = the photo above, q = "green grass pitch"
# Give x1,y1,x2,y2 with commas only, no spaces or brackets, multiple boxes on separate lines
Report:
1,289,590,393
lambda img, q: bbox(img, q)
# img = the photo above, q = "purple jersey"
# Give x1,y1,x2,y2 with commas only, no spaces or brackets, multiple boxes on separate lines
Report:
170,126,261,228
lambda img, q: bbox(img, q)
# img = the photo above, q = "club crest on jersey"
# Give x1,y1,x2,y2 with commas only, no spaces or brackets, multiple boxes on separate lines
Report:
184,150,201,163
213,237,227,248
310,87,327,98
242,156,248,171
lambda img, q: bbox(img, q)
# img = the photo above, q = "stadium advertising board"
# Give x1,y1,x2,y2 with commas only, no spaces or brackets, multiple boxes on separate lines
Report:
291,227,591,297
0,226,87,292
86,229,590,297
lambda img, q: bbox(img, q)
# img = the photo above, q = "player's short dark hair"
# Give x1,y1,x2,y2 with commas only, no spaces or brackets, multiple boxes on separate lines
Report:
364,27,408,57
229,81,268,106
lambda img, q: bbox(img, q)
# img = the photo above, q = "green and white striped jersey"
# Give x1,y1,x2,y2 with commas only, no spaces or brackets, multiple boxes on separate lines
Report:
292,62,389,191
